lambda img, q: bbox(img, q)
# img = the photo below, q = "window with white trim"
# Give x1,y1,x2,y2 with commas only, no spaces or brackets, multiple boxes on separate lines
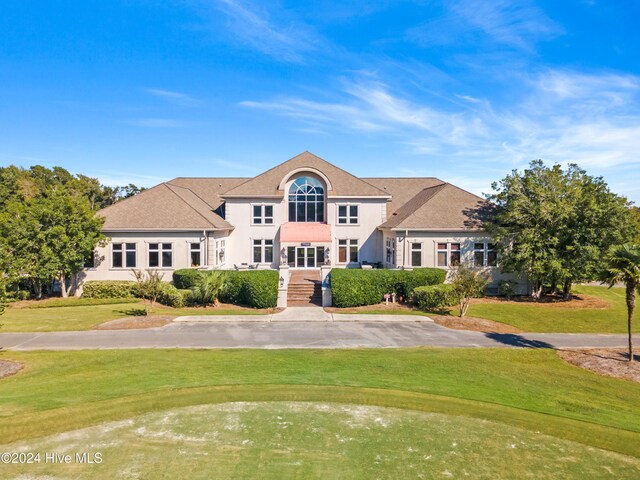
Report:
252,204,274,225
338,239,358,263
112,242,136,268
149,243,172,268
190,242,202,267
474,242,497,267
386,238,396,265
411,242,422,267
436,242,461,267
252,239,273,263
337,204,359,224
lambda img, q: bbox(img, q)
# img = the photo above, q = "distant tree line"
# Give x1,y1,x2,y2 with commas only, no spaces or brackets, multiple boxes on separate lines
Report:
0,165,145,298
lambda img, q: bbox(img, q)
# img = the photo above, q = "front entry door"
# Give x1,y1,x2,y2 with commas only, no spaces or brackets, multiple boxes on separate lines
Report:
296,247,315,268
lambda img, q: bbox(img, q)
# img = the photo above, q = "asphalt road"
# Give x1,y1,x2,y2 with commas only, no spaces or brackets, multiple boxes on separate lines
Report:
0,320,630,350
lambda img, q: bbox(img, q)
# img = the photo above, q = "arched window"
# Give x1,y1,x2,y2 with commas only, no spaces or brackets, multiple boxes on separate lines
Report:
288,176,325,222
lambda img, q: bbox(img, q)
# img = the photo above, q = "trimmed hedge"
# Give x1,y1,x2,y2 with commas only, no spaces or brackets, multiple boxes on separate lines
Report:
173,269,203,289
156,283,185,308
330,268,446,308
410,284,457,310
219,270,278,309
82,281,137,299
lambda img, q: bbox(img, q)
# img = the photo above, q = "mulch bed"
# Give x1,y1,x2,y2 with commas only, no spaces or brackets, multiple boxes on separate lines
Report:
0,359,23,380
324,303,424,314
432,315,523,334
557,348,640,383
477,294,609,309
94,316,175,330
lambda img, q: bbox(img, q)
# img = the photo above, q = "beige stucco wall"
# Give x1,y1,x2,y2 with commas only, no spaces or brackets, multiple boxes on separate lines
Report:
390,230,528,293
222,173,388,267
83,231,214,283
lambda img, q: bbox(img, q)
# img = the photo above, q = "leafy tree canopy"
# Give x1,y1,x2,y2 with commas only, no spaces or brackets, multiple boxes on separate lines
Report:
482,160,636,299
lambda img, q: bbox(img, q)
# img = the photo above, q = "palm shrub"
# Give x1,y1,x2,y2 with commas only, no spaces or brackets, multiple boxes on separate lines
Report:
191,270,226,307
450,266,489,317
601,244,640,362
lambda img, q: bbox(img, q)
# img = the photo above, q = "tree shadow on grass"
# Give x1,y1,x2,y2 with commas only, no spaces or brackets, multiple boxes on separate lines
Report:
484,332,555,349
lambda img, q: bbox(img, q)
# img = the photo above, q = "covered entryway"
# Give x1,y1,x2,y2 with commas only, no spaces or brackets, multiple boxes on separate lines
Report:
287,246,326,269
280,222,332,269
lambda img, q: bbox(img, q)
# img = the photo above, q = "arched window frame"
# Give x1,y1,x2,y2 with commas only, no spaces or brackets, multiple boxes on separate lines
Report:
288,176,325,222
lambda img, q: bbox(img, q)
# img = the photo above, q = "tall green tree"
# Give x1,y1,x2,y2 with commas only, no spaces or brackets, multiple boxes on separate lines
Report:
484,160,635,299
601,244,640,362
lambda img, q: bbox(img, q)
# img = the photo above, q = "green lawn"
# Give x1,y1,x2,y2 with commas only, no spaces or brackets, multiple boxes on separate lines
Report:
465,285,639,333
0,348,639,459
0,300,269,332
3,402,638,479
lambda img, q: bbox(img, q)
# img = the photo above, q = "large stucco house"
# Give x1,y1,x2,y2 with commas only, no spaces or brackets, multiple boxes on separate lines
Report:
85,151,518,306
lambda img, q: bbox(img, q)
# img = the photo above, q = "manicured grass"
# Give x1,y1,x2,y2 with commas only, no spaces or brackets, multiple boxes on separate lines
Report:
3,402,638,479
465,285,639,333
0,301,270,332
0,303,142,332
17,297,140,308
0,348,639,458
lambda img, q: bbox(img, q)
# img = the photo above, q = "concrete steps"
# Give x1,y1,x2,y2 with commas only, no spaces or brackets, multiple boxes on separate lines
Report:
287,270,322,307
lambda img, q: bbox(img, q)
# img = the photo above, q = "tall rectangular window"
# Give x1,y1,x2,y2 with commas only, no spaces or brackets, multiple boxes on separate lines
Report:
337,204,359,224
190,242,201,267
436,242,461,267
338,239,358,263
252,205,274,225
112,243,136,268
252,239,274,263
411,242,422,267
386,238,396,265
149,243,172,268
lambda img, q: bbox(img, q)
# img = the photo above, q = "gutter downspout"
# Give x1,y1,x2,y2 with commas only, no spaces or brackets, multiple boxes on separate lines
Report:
203,230,207,268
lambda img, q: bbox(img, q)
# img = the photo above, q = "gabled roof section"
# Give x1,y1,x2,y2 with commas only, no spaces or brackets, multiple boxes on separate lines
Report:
167,177,248,209
362,177,444,216
222,151,390,198
379,183,486,231
98,183,233,231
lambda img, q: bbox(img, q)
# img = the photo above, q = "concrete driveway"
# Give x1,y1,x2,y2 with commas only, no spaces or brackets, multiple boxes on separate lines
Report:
0,317,630,350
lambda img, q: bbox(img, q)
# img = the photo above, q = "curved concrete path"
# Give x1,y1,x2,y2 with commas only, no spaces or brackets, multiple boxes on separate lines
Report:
0,316,630,350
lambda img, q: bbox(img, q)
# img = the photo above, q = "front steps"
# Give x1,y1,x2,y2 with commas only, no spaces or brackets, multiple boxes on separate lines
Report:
287,270,322,307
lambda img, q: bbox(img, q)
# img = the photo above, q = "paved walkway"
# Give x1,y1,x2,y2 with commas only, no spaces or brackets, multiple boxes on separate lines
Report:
175,307,424,323
0,314,630,350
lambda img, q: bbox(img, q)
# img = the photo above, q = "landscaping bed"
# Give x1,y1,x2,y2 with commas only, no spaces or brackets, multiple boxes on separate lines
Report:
431,315,522,334
558,349,640,383
0,359,23,380
94,316,175,330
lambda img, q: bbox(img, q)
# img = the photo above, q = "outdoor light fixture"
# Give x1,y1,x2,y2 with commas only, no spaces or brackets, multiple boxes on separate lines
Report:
279,276,284,288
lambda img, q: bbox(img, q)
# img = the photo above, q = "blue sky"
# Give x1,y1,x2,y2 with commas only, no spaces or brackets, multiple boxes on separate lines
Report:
1,1,639,201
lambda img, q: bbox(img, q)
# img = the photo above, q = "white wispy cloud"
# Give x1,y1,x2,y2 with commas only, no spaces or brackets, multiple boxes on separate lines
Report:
202,0,323,62
240,69,640,171
145,88,198,106
408,0,562,52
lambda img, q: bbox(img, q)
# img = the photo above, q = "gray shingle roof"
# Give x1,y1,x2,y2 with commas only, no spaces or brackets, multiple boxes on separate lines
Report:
222,151,391,198
98,183,233,231
378,183,486,231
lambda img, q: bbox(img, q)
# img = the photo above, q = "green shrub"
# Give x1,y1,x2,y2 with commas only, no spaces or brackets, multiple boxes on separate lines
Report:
241,270,278,309
498,279,519,299
410,284,457,310
178,289,194,307
219,270,278,308
82,281,138,299
173,269,203,289
330,268,445,308
6,290,31,302
156,283,185,308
